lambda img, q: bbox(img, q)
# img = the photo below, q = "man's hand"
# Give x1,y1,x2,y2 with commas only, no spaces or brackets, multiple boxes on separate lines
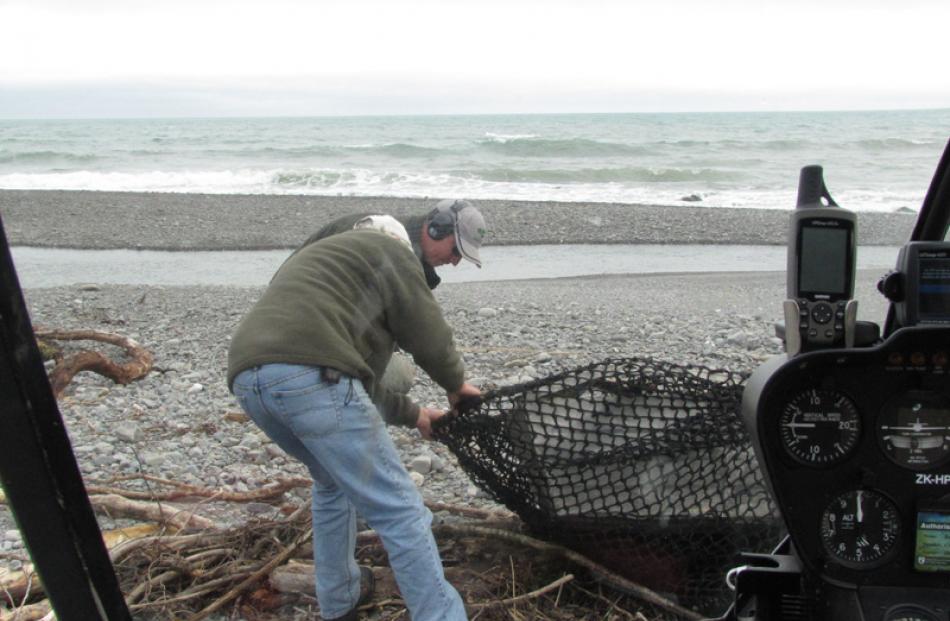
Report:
447,382,481,407
416,406,447,440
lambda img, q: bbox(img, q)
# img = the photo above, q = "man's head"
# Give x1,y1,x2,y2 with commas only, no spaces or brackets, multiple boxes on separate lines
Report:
421,199,486,268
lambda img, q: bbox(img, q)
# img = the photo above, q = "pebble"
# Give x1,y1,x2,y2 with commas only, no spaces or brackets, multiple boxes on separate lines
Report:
140,452,165,467
408,455,432,474
115,423,141,443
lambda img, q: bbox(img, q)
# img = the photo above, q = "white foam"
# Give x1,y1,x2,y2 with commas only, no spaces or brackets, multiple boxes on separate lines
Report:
0,169,277,194
482,132,540,143
0,168,921,212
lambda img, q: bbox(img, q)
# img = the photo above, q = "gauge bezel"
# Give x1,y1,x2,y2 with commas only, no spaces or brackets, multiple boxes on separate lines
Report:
819,488,902,569
882,604,941,621
876,391,950,472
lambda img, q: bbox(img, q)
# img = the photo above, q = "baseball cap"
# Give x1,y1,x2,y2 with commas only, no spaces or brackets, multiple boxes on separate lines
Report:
435,199,487,268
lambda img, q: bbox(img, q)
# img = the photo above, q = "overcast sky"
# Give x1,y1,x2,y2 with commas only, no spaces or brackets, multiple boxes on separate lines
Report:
1,0,948,118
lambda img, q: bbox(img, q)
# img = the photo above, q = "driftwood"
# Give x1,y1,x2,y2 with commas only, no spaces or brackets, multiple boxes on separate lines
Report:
89,494,215,532
268,561,314,595
0,527,161,608
34,328,153,398
186,525,313,621
0,565,39,611
1,477,701,620
86,476,311,504
269,562,577,614
0,600,50,621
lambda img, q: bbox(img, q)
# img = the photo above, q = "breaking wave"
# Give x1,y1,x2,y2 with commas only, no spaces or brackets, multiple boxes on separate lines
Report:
476,136,648,157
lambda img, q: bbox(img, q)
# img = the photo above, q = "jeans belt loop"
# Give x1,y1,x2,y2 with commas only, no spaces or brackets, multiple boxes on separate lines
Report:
321,367,342,384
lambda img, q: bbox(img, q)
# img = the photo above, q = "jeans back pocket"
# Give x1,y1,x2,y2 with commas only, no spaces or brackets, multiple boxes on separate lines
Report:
272,381,341,438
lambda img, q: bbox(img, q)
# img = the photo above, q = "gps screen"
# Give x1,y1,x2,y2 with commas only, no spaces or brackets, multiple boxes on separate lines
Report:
918,256,950,322
799,226,849,296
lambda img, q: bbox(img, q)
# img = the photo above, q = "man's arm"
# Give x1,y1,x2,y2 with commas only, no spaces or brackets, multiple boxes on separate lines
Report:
379,243,467,395
372,386,421,428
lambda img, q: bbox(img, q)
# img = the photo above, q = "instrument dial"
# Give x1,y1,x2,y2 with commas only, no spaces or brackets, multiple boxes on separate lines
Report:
780,388,861,466
877,392,950,471
820,489,901,567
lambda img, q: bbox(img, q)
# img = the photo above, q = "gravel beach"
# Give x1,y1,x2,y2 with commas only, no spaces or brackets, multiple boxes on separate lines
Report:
0,189,917,249
0,190,907,618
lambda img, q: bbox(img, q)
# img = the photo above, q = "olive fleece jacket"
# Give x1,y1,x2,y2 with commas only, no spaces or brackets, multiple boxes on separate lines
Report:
295,213,442,290
226,228,465,427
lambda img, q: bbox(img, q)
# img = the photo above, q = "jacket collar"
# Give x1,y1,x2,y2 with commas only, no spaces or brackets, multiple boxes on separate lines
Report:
401,214,441,290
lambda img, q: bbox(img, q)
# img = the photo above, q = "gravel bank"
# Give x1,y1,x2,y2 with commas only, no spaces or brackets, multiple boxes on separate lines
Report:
0,189,916,249
2,270,892,563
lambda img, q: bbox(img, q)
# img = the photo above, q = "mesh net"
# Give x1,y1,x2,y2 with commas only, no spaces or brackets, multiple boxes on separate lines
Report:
434,357,784,617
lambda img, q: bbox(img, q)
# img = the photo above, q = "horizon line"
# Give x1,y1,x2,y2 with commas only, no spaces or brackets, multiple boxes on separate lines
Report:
2,106,949,122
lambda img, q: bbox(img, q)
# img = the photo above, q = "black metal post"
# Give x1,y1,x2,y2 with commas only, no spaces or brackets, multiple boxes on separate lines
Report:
0,213,131,620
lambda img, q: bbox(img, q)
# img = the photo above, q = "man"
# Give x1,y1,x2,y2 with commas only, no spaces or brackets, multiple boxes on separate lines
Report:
292,198,487,395
226,200,485,621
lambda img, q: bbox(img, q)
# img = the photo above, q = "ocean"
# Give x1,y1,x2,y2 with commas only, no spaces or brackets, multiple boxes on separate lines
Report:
1,109,948,212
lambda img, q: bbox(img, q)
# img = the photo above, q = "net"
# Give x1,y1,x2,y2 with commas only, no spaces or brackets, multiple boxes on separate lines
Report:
434,357,784,617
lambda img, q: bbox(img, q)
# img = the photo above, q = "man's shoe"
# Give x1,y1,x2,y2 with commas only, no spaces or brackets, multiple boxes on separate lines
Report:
322,566,375,621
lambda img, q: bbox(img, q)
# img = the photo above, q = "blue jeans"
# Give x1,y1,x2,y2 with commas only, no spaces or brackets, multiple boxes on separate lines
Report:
232,364,466,621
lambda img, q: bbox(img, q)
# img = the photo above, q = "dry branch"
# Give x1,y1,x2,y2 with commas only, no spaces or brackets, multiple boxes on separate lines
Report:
0,565,40,609
126,569,181,605
89,494,214,532
128,570,257,611
185,527,313,621
86,477,310,504
110,532,223,564
88,479,518,523
471,573,574,611
3,483,697,620
268,561,313,595
0,600,51,621
34,328,153,398
425,501,517,522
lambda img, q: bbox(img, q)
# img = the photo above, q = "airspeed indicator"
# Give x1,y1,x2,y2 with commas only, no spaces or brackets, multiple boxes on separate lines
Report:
780,388,861,467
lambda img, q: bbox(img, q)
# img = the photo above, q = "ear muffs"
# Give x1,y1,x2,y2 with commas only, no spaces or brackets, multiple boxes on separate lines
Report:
427,201,463,240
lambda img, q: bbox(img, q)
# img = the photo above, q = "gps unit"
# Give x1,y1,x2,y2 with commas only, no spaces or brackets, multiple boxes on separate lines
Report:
889,242,950,328
783,165,858,356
